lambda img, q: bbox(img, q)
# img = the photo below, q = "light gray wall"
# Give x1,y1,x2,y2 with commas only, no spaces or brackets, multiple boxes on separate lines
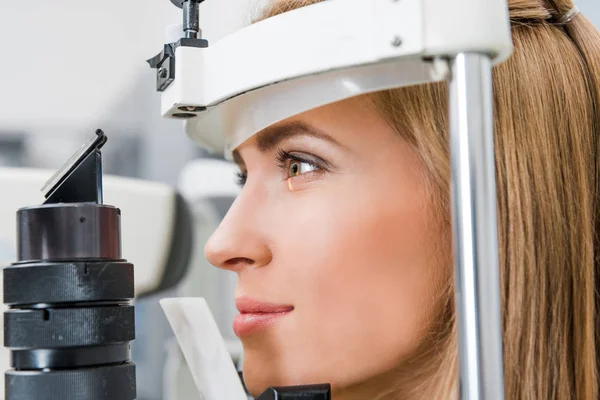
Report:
578,0,600,28
0,0,262,185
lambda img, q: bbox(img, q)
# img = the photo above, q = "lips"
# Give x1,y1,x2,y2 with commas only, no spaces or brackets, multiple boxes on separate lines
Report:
233,297,294,337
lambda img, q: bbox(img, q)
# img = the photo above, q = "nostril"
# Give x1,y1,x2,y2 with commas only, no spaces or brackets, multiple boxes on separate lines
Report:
224,257,254,268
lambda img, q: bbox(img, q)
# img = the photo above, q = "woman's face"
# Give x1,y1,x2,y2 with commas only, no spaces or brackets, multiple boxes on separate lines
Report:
205,97,448,397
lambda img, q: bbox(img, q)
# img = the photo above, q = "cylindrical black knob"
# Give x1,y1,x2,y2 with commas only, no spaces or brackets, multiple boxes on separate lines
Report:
5,306,135,350
4,203,136,400
5,362,136,400
3,261,133,306
17,204,121,262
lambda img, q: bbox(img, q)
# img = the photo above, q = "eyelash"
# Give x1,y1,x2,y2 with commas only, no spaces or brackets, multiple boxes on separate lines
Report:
236,171,247,187
235,150,323,187
275,149,320,173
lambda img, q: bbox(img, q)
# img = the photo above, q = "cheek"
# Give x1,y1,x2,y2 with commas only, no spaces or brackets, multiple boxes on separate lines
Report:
272,174,446,378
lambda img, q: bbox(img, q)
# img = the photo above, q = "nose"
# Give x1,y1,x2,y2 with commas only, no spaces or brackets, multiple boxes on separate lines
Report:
204,195,273,272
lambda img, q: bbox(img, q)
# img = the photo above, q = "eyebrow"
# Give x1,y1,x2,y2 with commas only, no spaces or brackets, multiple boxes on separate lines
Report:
232,120,345,164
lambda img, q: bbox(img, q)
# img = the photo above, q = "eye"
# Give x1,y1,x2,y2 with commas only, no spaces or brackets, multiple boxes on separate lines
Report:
276,150,323,179
287,159,318,178
236,171,247,187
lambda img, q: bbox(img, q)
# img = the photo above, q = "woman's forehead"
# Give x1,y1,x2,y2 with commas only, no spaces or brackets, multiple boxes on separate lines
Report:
231,95,401,166
259,96,377,138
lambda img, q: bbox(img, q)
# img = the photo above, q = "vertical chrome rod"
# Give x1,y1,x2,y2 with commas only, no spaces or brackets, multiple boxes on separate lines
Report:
448,53,505,400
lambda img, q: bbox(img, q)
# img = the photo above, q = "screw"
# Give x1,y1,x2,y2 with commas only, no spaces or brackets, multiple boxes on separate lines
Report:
391,36,403,47
158,67,168,79
172,112,197,119
178,105,206,112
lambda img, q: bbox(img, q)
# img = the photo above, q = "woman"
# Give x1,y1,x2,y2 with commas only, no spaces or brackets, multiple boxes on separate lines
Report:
205,0,600,398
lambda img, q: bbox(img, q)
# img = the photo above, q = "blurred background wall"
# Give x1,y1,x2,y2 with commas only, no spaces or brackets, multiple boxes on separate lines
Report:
0,2,265,399
0,0,271,183
0,1,598,399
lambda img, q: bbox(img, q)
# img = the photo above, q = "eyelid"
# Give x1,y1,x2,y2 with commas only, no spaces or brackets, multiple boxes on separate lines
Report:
235,162,247,174
235,148,331,188
277,150,330,171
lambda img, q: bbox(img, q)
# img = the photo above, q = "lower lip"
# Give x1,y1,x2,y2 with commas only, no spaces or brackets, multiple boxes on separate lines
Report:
233,311,292,337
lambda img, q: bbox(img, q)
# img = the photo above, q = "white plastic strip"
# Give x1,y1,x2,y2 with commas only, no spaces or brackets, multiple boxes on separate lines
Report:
160,297,247,400
185,57,449,156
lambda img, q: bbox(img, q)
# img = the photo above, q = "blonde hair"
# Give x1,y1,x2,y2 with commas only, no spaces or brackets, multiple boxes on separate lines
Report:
256,1,600,398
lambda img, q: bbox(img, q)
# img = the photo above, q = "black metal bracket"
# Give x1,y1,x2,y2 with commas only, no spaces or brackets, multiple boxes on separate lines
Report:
147,43,176,92
146,38,208,92
147,0,208,92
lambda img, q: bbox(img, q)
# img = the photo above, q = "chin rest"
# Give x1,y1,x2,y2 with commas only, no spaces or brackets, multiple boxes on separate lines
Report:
256,384,331,400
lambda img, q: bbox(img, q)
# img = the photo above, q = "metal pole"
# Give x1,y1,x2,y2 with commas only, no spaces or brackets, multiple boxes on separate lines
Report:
448,53,505,400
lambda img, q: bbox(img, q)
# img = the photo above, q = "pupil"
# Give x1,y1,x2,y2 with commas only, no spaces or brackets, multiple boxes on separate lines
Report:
291,163,299,175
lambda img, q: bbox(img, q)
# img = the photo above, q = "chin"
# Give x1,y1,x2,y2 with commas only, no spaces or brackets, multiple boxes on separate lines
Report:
241,354,310,398
242,363,276,398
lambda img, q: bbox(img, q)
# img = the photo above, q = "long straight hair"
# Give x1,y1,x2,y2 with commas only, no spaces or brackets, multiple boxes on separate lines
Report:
256,1,600,398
